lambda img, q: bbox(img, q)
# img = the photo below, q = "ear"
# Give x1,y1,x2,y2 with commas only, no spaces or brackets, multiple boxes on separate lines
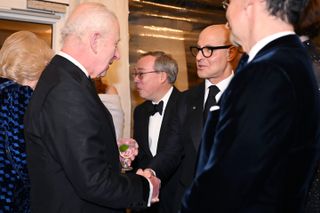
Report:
89,32,101,55
227,46,237,62
160,71,168,83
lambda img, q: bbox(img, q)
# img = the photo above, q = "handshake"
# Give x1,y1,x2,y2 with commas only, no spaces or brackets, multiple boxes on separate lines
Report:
117,138,161,204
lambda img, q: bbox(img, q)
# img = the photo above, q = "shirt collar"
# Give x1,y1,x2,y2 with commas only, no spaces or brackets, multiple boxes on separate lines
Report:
205,72,234,102
57,51,89,78
205,72,234,92
248,31,295,63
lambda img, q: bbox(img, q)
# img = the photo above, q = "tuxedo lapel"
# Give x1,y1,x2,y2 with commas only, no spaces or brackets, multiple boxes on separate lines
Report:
138,102,153,157
157,88,179,150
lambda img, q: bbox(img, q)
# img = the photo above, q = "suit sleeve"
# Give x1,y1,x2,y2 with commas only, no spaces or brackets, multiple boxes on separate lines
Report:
181,63,297,212
42,82,149,209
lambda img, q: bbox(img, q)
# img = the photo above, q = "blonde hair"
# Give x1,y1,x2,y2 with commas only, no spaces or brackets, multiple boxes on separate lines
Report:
0,31,53,85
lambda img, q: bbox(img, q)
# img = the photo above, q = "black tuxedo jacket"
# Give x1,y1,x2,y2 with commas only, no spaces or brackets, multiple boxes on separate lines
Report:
181,35,320,212
132,87,183,212
24,55,149,213
173,82,223,212
166,83,206,212
177,83,205,187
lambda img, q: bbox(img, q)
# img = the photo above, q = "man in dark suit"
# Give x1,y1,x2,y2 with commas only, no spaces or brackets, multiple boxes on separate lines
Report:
132,51,183,213
181,0,320,212
172,24,238,211
24,3,160,213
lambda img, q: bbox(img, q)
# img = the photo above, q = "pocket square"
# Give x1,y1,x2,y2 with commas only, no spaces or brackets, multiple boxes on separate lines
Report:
209,105,220,111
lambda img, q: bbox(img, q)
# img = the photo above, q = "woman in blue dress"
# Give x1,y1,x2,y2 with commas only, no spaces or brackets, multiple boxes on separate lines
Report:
0,31,53,212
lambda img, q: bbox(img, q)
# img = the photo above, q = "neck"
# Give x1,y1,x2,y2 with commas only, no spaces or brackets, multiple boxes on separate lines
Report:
243,3,294,52
152,84,172,103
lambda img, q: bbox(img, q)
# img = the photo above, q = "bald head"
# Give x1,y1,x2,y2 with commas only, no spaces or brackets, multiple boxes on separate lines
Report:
199,24,231,47
194,24,241,83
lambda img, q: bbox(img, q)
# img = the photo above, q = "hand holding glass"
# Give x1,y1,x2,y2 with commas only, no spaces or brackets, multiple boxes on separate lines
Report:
117,138,139,172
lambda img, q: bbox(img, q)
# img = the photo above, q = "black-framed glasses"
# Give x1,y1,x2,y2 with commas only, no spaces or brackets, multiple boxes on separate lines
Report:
222,0,229,10
190,45,232,58
131,70,160,80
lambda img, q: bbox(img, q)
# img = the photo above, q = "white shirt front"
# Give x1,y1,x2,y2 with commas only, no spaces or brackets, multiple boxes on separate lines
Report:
148,87,173,156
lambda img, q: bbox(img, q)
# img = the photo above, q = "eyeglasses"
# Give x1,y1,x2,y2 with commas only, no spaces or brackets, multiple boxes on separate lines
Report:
222,0,229,10
190,45,232,58
131,70,160,80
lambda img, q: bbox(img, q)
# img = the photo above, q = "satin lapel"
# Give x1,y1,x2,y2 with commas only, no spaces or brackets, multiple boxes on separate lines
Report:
139,103,153,157
157,88,179,150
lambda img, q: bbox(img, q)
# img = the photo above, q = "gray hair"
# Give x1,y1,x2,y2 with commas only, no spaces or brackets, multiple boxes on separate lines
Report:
61,2,118,43
139,51,178,84
266,0,310,25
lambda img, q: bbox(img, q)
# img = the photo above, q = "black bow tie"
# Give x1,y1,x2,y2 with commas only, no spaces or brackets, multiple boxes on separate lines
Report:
148,101,164,116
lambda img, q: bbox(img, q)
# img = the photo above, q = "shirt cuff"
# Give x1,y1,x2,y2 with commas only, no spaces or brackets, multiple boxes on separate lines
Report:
146,177,153,207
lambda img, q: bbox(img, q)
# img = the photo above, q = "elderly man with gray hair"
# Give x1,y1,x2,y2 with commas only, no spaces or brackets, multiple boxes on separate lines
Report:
24,3,160,213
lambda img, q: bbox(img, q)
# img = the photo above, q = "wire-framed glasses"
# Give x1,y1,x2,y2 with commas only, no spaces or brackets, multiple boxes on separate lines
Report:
222,0,229,10
131,70,160,80
190,45,232,58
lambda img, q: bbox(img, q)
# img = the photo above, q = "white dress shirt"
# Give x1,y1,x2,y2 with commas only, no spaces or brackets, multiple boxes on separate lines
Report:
148,87,173,156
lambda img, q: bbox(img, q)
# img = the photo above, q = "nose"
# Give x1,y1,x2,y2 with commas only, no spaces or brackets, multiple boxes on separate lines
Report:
196,51,203,61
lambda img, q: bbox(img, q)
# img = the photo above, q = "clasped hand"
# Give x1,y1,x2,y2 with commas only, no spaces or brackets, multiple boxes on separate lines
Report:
136,168,161,203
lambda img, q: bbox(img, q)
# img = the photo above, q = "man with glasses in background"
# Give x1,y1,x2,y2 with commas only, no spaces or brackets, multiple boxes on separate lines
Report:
181,0,320,212
171,24,239,212
131,51,183,213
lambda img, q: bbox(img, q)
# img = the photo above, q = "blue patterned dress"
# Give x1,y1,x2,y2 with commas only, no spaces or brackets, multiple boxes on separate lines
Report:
0,78,32,213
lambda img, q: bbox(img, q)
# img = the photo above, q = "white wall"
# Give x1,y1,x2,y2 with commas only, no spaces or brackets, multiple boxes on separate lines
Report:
0,0,131,138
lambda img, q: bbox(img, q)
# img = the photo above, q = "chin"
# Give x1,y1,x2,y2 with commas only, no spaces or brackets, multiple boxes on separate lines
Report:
197,71,207,79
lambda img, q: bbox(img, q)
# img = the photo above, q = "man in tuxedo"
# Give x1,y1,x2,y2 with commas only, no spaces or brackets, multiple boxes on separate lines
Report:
172,24,238,212
181,0,320,212
132,51,183,213
24,3,159,213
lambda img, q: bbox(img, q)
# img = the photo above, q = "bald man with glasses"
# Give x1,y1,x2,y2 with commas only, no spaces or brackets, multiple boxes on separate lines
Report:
182,0,320,211
172,24,240,212
131,51,183,213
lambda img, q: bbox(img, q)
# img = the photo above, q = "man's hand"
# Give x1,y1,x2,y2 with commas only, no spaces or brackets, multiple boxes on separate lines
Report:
117,138,139,167
136,169,161,203
136,168,155,178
